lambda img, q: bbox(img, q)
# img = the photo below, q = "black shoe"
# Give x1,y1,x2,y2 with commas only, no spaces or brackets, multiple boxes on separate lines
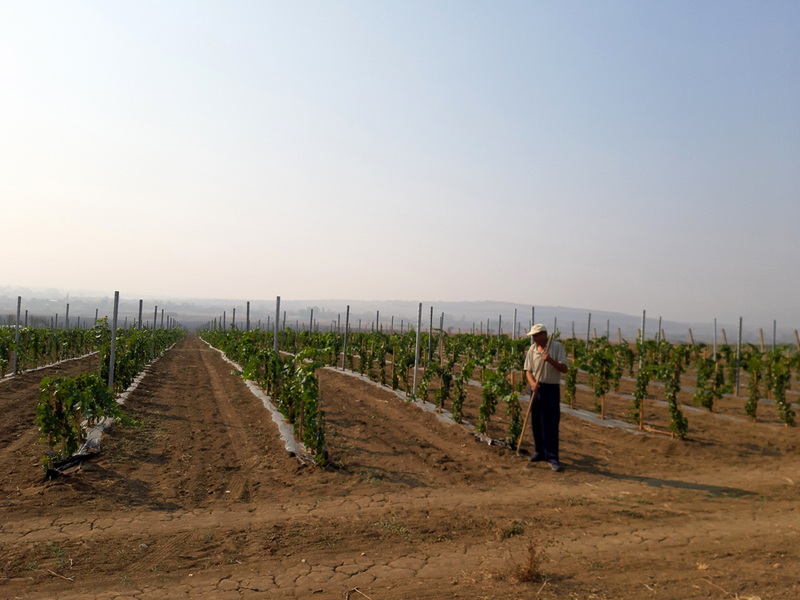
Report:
529,454,545,463
549,461,562,472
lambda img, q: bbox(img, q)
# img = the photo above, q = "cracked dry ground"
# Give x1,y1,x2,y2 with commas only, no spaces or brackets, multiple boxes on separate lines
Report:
1,336,799,599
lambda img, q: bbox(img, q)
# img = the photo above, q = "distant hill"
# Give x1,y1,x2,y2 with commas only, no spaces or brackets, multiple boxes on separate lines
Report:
1,287,789,346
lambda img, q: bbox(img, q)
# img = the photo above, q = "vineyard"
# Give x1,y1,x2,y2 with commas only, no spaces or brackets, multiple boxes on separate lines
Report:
0,326,97,378
199,318,800,450
1,300,799,599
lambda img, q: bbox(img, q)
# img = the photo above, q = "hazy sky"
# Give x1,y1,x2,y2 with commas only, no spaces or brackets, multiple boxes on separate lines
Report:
2,1,798,325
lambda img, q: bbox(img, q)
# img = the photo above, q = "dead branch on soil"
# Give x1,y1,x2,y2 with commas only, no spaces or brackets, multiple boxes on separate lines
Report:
293,452,315,466
642,425,675,438
701,578,730,595
40,569,74,582
344,588,374,600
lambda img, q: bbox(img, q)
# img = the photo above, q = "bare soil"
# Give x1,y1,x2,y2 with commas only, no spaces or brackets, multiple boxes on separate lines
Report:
0,354,100,484
1,336,799,599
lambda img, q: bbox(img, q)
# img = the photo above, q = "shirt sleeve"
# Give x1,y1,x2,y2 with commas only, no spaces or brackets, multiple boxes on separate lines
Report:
553,342,567,365
523,347,534,371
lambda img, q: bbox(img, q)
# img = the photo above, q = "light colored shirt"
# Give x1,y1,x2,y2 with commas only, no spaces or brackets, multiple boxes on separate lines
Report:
524,340,566,384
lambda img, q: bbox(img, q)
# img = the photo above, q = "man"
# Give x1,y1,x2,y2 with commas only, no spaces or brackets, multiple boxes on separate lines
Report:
524,324,568,471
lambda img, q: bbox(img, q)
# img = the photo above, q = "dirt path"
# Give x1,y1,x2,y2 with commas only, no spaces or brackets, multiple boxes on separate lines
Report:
1,336,798,599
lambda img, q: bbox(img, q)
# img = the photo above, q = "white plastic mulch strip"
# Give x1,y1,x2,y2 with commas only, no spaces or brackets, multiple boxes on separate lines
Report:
0,351,100,386
568,383,792,425
346,367,664,437
321,366,476,430
78,344,177,455
200,340,307,457
329,365,655,438
328,366,658,443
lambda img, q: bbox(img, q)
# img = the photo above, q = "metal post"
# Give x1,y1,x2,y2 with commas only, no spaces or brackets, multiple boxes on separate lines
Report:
94,308,98,326
513,308,517,341
438,312,444,360
773,320,776,351
282,311,286,331
735,317,742,396
427,307,433,364
151,305,158,358
639,310,646,369
233,308,236,330
310,309,314,334
586,313,592,349
223,310,226,330
391,316,394,333
273,296,280,352
342,306,350,370
713,319,717,361
24,310,28,328
246,301,250,331
66,303,70,330
498,315,502,337
657,316,662,344
138,299,143,331
337,313,340,334
55,314,58,329
161,309,164,329
412,303,422,397
376,310,379,333
13,296,21,374
606,319,610,340
108,292,119,391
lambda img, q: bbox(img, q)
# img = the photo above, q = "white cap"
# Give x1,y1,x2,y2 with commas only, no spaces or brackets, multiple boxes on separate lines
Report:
525,324,547,336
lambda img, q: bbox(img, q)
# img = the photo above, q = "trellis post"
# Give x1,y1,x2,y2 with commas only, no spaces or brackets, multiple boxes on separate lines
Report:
13,297,21,374
151,305,158,358
735,317,742,396
342,306,350,370
413,303,422,397
586,313,592,349
274,297,280,352
108,292,119,391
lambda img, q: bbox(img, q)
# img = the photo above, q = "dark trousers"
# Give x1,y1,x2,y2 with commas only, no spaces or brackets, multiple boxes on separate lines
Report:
530,383,560,462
